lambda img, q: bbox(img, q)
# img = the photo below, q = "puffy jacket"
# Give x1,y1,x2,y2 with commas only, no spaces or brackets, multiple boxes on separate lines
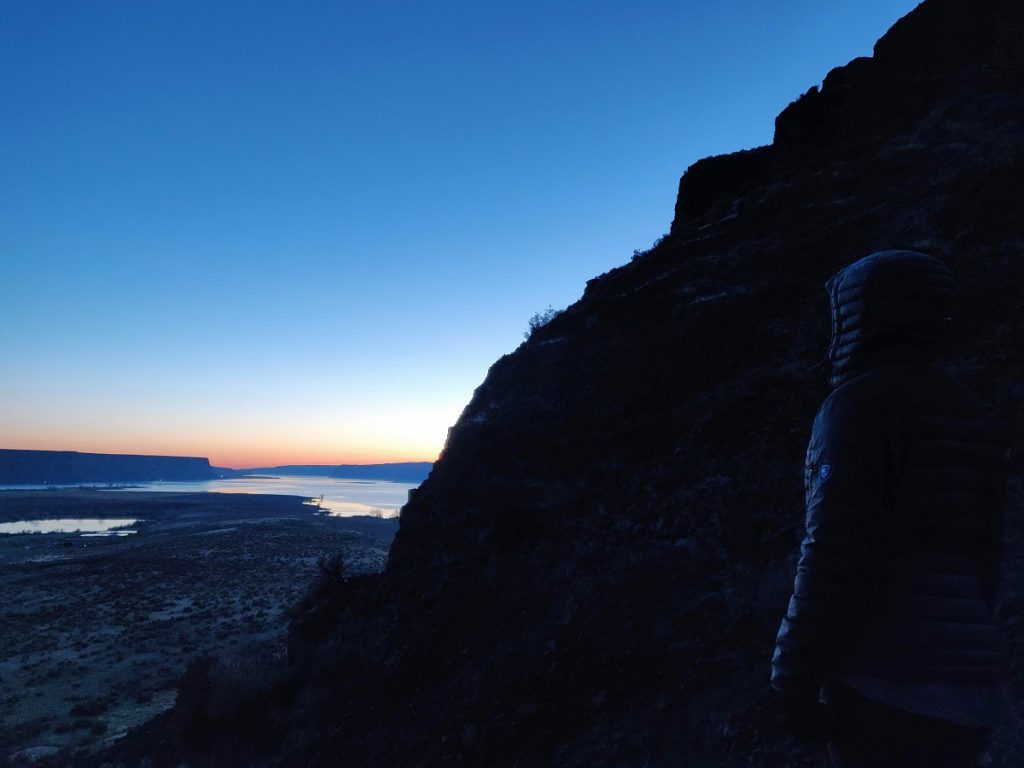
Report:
771,251,1009,701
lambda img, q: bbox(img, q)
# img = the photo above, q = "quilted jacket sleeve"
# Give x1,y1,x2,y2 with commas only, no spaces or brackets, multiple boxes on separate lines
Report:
770,388,891,699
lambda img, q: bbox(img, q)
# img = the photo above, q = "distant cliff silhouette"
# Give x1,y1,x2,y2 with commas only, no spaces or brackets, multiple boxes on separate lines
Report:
0,450,214,484
92,1,1024,766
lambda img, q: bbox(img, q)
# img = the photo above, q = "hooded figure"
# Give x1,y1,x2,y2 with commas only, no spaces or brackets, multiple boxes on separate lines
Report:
771,251,1011,767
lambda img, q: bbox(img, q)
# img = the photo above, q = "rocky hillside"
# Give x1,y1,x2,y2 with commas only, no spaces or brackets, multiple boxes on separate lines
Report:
95,0,1024,765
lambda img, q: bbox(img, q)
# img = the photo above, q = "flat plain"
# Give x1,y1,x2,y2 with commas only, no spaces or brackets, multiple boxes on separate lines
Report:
0,489,398,765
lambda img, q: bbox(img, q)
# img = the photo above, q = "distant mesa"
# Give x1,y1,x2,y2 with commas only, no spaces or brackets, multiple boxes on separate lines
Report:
214,462,433,484
0,449,215,484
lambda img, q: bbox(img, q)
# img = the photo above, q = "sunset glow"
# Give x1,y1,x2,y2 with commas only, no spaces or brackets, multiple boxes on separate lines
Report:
0,1,919,467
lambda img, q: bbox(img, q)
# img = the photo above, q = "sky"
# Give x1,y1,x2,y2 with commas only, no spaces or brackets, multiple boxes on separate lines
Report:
0,0,921,468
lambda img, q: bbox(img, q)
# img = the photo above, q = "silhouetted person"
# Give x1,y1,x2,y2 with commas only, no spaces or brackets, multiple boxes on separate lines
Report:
771,251,1012,767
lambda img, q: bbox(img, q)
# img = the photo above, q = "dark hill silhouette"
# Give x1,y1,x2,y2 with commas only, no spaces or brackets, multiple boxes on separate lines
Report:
90,1,1024,765
0,449,214,484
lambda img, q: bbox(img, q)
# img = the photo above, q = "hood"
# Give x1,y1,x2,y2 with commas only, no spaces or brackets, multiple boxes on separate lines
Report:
825,250,954,388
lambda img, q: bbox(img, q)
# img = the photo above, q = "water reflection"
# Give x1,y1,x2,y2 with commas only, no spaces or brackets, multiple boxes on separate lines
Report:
0,477,415,517
120,476,412,517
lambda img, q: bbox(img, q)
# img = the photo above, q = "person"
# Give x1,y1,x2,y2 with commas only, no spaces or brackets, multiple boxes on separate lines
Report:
770,250,1012,767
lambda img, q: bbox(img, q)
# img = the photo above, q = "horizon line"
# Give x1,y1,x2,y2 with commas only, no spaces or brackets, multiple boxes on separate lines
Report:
0,447,437,471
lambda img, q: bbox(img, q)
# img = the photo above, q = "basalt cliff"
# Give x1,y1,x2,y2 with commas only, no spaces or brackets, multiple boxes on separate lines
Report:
98,0,1024,765
0,450,214,485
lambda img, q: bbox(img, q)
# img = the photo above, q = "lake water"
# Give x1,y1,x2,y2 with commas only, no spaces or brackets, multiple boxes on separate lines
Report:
0,476,417,517
118,475,416,517
0,518,139,535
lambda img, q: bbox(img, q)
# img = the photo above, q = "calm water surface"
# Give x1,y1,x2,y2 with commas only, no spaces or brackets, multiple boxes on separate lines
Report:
119,475,414,517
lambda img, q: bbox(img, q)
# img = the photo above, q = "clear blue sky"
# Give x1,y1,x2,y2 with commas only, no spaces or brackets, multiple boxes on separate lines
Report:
0,0,921,467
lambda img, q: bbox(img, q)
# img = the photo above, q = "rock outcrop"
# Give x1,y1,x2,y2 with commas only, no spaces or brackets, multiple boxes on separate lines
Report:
96,0,1024,765
0,450,215,484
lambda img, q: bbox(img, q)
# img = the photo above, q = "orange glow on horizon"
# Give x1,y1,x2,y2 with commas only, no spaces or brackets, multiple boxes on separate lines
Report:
1,402,454,469
200,440,441,469
1,438,439,470
219,449,439,469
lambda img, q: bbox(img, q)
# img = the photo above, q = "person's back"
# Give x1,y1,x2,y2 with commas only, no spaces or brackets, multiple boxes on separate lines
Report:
770,251,1011,767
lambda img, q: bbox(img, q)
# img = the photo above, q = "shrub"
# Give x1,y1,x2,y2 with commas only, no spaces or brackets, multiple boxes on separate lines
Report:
285,552,347,622
170,653,291,756
69,699,108,717
524,306,562,339
630,232,670,261
316,552,345,585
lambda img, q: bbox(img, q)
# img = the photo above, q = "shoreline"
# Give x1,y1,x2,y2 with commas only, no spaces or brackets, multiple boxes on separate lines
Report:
0,478,411,520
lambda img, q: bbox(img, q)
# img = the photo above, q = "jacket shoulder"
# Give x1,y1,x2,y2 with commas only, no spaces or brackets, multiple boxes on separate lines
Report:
815,367,899,428
820,364,1007,453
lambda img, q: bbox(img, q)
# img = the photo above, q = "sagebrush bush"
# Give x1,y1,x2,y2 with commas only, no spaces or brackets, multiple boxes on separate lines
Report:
524,306,561,339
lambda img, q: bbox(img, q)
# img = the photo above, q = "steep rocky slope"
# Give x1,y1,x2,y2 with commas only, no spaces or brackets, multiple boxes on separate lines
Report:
97,1,1024,766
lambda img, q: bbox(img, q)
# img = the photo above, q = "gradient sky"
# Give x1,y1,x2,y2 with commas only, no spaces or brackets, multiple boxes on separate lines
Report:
1,0,921,468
